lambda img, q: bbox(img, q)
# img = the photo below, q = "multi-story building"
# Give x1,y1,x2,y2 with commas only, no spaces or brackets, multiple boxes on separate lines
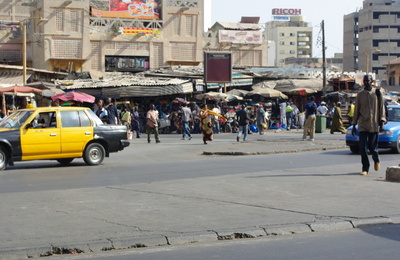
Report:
266,15,313,68
343,0,400,82
0,0,205,80
203,17,268,68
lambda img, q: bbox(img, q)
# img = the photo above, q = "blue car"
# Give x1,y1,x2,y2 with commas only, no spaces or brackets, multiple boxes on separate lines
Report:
346,105,400,154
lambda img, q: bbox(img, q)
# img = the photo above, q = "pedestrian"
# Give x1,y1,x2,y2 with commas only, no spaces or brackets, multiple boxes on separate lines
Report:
285,102,293,130
317,101,328,115
131,106,141,138
236,104,251,141
146,103,160,143
352,75,386,175
290,102,300,129
121,106,132,129
212,104,221,134
302,95,317,141
192,103,201,134
348,99,355,125
256,104,267,135
93,98,108,123
105,97,119,125
330,102,346,134
279,101,287,128
199,104,225,144
180,102,192,140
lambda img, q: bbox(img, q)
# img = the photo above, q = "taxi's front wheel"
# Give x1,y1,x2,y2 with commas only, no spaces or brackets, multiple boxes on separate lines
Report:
0,145,8,171
83,143,105,166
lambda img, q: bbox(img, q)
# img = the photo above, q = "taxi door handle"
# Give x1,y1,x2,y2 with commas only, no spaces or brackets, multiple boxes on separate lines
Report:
85,132,92,135
50,133,57,136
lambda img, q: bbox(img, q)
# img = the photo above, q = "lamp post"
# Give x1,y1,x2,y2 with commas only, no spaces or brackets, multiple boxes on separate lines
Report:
364,48,381,74
18,17,47,85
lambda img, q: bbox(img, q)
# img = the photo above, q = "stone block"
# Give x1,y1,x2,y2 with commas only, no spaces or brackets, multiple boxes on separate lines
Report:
386,166,400,182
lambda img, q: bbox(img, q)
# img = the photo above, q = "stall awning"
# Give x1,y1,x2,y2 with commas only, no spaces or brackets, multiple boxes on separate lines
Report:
0,72,32,86
102,82,193,97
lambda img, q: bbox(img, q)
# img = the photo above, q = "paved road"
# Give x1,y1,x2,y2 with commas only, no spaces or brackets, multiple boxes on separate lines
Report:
1,130,399,259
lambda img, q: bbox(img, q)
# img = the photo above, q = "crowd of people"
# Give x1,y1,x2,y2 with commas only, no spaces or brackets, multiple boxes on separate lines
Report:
90,94,357,146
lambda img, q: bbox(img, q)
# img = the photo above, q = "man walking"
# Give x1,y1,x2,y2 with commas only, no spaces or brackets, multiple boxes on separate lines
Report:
302,96,317,141
352,75,386,175
236,104,250,142
146,104,160,144
181,102,192,140
256,104,266,135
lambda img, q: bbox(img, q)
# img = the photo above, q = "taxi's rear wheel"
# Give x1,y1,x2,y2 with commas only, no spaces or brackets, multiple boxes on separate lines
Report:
83,143,105,166
57,158,74,165
0,145,8,171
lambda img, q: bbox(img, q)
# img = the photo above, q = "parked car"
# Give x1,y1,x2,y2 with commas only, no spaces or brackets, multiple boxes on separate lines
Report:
345,105,400,154
0,106,130,170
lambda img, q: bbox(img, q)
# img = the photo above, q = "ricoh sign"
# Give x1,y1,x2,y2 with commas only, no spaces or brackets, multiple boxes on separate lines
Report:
272,8,301,15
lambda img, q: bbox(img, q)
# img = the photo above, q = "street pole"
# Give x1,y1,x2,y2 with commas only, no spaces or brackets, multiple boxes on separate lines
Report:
322,20,326,96
22,22,27,85
19,17,48,86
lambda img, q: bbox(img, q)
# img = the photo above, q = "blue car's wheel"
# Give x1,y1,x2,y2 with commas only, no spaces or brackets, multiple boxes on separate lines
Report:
391,136,400,154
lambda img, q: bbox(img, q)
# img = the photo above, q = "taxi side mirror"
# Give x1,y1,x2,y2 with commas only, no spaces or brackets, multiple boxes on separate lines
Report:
25,123,33,129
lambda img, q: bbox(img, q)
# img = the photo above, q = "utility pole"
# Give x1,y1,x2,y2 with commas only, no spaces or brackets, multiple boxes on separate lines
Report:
322,20,327,96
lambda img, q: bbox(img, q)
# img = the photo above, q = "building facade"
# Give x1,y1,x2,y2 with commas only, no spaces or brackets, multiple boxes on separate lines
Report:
266,16,313,68
0,0,204,80
343,0,400,83
203,20,268,68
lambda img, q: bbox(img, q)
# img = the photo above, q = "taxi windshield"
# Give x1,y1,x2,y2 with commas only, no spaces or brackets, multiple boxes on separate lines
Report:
0,110,33,129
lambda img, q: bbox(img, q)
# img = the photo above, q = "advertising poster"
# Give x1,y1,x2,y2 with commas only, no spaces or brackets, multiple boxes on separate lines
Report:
91,0,162,20
204,52,232,83
218,30,262,45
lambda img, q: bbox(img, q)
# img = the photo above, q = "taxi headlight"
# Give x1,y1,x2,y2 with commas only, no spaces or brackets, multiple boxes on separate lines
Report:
346,129,353,135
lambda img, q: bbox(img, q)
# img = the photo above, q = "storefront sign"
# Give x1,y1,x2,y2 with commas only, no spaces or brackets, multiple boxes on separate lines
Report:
272,8,301,15
273,16,290,21
218,30,262,44
204,52,232,83
91,0,161,20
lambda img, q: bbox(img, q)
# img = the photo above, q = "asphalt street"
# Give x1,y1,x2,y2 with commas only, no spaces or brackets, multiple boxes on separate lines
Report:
1,129,400,259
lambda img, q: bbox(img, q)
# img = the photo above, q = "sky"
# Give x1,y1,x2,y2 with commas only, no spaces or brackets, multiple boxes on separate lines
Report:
209,0,364,58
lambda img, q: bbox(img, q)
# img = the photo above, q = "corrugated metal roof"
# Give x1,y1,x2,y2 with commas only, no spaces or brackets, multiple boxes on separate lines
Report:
0,72,31,86
213,22,261,30
102,82,193,97
56,76,191,90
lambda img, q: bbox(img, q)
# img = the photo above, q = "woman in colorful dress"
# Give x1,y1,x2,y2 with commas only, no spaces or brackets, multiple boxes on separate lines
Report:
199,104,226,144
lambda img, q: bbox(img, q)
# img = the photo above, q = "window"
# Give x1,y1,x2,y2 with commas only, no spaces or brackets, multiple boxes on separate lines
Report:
33,112,57,128
290,50,296,54
279,50,285,54
61,111,80,128
279,32,285,36
279,41,285,45
55,9,64,32
60,111,92,127
290,33,295,36
290,42,295,45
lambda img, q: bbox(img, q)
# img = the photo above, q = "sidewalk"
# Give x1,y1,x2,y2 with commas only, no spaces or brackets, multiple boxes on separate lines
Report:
199,129,348,155
1,129,399,259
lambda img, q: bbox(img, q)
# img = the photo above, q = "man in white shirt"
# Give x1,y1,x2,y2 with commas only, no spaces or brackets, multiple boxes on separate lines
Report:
317,101,328,115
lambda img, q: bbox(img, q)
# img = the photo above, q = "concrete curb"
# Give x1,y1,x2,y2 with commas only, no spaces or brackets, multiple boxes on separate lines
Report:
1,217,396,259
202,146,347,156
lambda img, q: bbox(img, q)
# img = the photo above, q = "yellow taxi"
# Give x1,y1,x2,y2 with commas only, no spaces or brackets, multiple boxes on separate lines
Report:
0,106,130,170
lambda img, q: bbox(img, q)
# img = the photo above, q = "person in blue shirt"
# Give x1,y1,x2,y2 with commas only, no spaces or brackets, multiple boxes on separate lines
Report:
302,96,317,141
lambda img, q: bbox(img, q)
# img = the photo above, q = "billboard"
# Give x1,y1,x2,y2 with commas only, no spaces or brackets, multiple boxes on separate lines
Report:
204,52,232,83
91,0,162,20
219,30,262,45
